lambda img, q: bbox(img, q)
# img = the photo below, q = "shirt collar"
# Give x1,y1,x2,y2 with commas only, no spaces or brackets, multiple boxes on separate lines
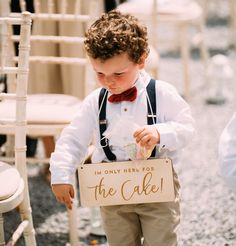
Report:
106,69,151,97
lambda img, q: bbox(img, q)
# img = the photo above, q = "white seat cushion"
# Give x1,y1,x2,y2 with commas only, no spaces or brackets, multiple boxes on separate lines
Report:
0,94,81,124
117,0,202,19
0,162,21,200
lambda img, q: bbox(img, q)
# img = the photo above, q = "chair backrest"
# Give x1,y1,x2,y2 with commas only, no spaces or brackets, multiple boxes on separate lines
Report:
0,11,31,156
0,14,37,246
10,0,101,99
17,0,102,16
117,0,160,78
118,0,159,49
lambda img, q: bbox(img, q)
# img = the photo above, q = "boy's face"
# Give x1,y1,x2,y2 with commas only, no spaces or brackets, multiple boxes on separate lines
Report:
89,52,145,95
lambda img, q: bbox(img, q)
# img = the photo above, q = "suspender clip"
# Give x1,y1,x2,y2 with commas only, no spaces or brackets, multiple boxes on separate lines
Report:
99,120,107,125
147,114,157,118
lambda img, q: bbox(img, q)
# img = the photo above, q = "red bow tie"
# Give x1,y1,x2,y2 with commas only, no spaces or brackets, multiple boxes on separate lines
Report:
108,86,137,103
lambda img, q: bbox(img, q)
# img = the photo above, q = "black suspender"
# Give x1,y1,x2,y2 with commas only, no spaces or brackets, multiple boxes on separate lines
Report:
99,88,117,161
98,78,157,161
146,79,157,157
146,79,157,125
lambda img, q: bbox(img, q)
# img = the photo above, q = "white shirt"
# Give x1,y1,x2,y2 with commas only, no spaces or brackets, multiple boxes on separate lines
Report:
50,70,195,184
218,112,236,193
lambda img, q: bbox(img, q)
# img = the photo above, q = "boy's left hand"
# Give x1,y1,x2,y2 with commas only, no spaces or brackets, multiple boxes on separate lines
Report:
133,125,160,150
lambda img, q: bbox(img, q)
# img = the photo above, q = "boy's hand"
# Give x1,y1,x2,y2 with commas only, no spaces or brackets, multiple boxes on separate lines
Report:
51,184,74,210
133,125,160,150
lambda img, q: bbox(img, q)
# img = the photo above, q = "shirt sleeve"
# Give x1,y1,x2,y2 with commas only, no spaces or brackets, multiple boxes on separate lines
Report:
218,112,236,193
154,81,196,151
49,91,98,185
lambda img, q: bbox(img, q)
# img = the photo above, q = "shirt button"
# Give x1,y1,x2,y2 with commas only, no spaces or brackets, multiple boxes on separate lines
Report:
124,108,127,112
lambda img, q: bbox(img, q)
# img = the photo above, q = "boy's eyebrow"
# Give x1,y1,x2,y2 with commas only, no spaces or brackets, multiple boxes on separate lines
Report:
94,65,131,74
114,68,128,73
96,68,128,75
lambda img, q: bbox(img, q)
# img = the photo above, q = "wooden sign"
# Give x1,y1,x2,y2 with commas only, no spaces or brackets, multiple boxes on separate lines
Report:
78,158,175,207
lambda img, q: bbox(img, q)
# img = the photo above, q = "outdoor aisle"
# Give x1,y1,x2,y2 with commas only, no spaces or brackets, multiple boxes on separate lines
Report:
4,2,236,245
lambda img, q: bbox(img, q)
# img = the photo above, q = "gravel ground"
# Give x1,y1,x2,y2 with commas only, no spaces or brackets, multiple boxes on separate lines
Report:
4,3,236,246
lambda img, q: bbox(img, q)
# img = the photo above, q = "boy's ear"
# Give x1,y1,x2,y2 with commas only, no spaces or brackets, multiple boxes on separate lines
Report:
138,53,148,69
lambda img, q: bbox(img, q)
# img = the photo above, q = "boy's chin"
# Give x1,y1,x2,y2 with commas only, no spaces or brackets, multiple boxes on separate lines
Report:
108,88,121,94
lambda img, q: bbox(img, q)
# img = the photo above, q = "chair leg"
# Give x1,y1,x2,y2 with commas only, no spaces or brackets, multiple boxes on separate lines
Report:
42,136,55,158
153,68,159,80
179,23,190,100
41,136,55,183
230,0,236,48
67,180,80,246
149,67,159,80
19,208,36,245
0,214,5,246
19,186,36,245
199,0,209,22
68,205,80,246
196,20,209,88
5,135,14,159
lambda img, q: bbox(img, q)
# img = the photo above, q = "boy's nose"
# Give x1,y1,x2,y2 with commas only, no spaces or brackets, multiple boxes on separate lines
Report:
105,76,114,84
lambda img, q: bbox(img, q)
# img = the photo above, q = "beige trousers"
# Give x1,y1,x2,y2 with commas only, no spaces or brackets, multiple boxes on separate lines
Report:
100,170,180,246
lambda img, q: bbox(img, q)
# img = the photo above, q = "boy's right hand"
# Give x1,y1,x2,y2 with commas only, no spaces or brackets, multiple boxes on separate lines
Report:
51,184,74,210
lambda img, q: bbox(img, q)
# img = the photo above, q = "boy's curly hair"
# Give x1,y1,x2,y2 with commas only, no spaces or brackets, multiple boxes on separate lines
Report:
84,10,149,64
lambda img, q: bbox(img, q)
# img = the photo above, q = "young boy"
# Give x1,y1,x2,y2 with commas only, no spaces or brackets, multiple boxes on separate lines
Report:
50,10,195,246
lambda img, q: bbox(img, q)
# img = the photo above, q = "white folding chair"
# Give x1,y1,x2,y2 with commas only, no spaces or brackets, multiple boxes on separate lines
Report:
117,0,160,79
6,0,99,166
0,12,36,246
199,0,236,49
232,0,236,48
117,0,209,100
0,1,102,245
